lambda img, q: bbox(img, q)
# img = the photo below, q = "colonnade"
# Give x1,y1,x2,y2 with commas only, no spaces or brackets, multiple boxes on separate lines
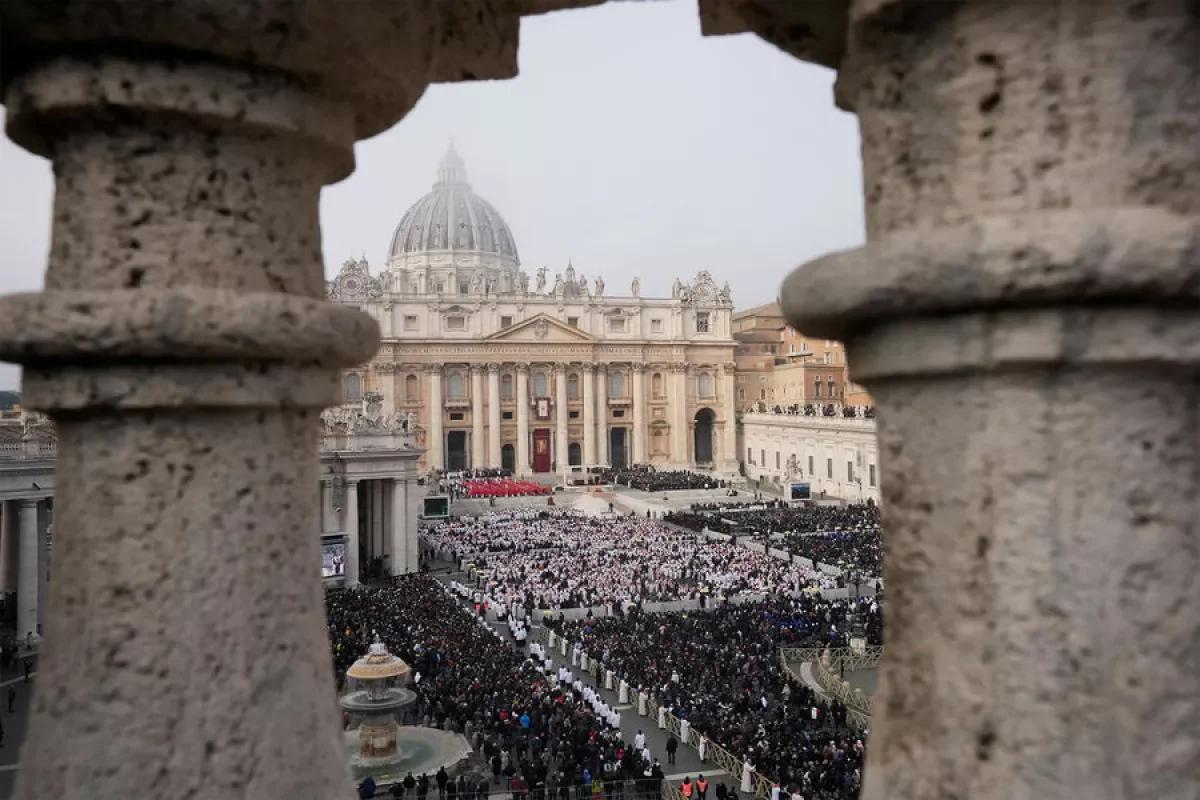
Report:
319,477,418,586
422,361,737,473
0,498,51,642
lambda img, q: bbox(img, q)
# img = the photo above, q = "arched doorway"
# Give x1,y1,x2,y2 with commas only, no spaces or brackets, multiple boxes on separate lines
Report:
568,442,582,467
501,443,515,473
694,408,715,465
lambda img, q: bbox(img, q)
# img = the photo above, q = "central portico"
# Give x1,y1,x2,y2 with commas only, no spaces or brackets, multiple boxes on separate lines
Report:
328,145,738,476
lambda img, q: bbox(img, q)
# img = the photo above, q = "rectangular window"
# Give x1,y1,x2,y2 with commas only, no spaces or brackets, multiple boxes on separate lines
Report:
775,452,780,469
404,315,418,332
695,312,711,334
869,464,877,487
847,461,854,482
737,375,745,384
827,458,833,479
789,344,796,354
500,315,513,329
567,317,579,328
651,319,663,333
760,449,766,465
759,389,767,400
502,411,514,421
458,282,469,295
814,382,822,397
569,410,580,420
450,412,464,422
613,409,625,418
747,447,753,464
738,388,745,400
409,283,418,294
823,352,832,365
608,317,626,333
446,316,466,331
808,455,814,475
436,282,445,293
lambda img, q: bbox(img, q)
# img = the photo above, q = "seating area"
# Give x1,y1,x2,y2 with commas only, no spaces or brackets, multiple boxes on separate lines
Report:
461,477,552,498
613,466,727,492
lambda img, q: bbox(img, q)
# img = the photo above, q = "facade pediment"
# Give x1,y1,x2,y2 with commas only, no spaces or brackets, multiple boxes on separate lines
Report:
484,314,597,344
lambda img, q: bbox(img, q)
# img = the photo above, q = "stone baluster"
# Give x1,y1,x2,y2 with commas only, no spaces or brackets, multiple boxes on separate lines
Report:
0,3,449,796
775,2,1200,798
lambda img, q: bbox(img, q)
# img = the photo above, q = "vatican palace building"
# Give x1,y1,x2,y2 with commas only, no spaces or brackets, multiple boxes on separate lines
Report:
327,144,738,476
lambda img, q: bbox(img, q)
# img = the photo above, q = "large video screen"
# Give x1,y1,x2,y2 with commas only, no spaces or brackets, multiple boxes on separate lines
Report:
322,541,346,578
789,482,812,501
423,495,450,518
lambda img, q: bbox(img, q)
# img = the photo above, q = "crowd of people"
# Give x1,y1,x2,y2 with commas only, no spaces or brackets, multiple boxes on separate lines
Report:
557,596,883,800
611,467,728,493
461,478,553,499
327,579,664,800
423,509,836,610
780,529,882,579
749,403,876,420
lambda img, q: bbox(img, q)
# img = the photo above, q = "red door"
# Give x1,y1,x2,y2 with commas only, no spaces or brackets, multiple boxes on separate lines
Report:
532,429,552,473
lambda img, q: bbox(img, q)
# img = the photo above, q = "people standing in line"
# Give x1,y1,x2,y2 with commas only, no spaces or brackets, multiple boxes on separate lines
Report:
680,777,693,800
696,775,708,800
665,735,678,765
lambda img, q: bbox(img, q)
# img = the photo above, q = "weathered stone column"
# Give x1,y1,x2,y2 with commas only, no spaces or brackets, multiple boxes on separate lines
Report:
0,500,17,596
487,363,502,467
17,499,39,641
427,365,446,471
582,365,596,465
0,3,443,796
778,2,1200,798
471,364,486,469
517,364,531,475
631,363,647,465
554,364,569,472
595,367,609,466
345,480,360,587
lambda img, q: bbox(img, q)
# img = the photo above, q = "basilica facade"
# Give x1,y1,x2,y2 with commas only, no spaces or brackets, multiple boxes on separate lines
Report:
327,144,738,477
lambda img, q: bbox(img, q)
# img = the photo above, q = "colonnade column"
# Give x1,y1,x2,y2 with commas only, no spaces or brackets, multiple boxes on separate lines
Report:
0,500,16,596
17,499,38,641
344,480,359,587
390,478,409,576
582,365,596,465
670,365,688,467
554,364,569,473
719,362,738,473
426,365,444,471
631,364,647,466
595,367,609,465
487,363,502,468
471,364,485,469
516,365,530,476
777,3,1200,798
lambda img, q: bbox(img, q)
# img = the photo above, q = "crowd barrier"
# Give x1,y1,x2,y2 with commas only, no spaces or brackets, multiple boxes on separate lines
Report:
778,645,883,729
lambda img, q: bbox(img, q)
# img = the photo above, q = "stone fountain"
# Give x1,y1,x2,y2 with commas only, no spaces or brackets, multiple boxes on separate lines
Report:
340,637,471,785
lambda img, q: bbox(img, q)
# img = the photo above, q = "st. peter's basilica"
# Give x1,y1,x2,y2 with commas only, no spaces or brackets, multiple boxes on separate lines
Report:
327,143,738,477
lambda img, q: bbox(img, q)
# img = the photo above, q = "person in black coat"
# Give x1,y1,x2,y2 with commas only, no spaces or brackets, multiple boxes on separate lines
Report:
665,735,678,765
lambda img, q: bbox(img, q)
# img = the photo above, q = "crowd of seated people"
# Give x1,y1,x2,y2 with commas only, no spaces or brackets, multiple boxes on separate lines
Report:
782,527,883,579
665,502,880,541
422,509,836,610
558,596,883,800
462,477,552,498
326,579,659,798
612,466,727,492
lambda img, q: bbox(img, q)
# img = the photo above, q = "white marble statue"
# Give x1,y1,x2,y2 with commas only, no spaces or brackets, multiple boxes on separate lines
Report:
631,277,640,297
594,275,605,297
535,267,548,292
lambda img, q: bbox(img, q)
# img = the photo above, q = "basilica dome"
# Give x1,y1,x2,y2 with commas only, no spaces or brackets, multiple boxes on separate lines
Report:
387,142,520,271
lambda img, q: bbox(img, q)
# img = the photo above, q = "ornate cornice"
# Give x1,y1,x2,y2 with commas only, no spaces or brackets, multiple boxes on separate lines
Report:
486,362,501,374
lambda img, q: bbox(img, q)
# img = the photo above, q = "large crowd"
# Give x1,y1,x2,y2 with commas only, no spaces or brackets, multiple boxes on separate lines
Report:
423,509,837,610
558,596,883,800
327,579,663,799
611,467,728,493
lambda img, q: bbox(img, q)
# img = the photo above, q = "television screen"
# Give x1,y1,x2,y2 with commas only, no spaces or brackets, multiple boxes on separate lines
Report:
789,482,812,501
423,495,450,518
321,541,346,578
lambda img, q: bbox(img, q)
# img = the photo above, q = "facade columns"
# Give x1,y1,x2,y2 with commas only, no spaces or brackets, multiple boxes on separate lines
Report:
17,499,38,640
0,500,16,595
631,364,647,466
487,363,502,467
582,365,596,465
777,4,1200,799
595,367,609,465
344,481,359,587
426,365,444,471
719,362,738,473
554,364,569,473
516,364,530,475
390,478,409,576
470,364,485,469
670,365,688,466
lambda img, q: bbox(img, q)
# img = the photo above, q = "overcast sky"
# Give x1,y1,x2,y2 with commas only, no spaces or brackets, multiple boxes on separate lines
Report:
0,0,864,392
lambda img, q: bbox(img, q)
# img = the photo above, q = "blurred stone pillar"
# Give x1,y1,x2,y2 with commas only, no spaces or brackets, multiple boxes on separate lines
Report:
0,2,445,796
774,2,1200,798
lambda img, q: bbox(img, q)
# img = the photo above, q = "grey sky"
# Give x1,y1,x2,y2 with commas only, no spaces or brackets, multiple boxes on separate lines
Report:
0,0,865,391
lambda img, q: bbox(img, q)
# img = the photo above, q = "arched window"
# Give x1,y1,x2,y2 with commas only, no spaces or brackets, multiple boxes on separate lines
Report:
405,374,418,403
447,370,465,400
567,373,580,399
697,372,712,398
344,373,361,402
501,374,513,400
652,372,664,398
533,371,548,398
610,372,625,398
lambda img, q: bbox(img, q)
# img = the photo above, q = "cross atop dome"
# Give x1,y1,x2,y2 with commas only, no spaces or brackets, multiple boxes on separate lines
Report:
435,138,468,188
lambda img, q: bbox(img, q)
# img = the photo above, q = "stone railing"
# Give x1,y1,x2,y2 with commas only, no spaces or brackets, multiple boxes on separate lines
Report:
740,412,876,431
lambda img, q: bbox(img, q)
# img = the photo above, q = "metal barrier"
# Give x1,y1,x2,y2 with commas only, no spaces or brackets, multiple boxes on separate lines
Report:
778,645,882,729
